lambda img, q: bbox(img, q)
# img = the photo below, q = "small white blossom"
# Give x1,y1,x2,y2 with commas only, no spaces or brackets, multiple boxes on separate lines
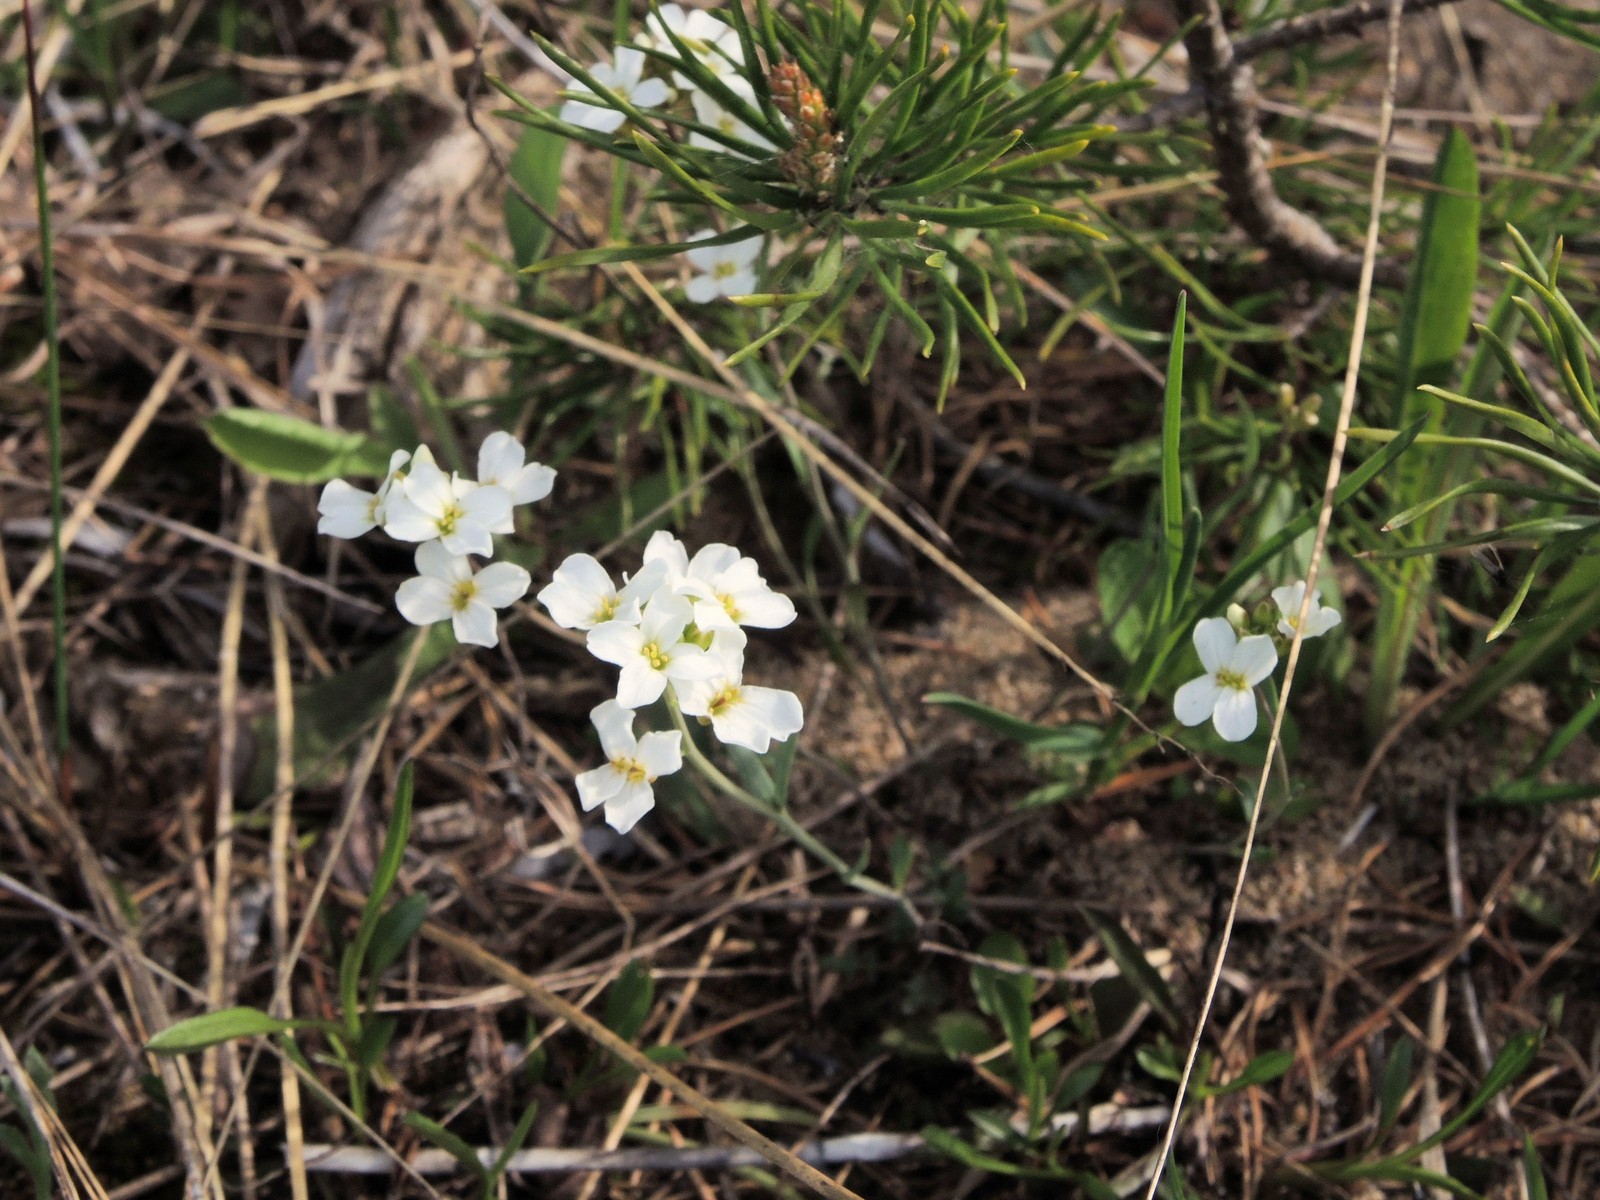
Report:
642,529,691,585
465,432,556,534
688,84,773,156
394,541,530,648
1271,580,1342,640
586,593,718,708
538,554,668,631
676,630,803,753
575,700,683,833
677,543,796,631
316,449,410,539
683,231,761,303
559,48,671,134
383,453,511,558
639,4,743,82
1173,617,1278,743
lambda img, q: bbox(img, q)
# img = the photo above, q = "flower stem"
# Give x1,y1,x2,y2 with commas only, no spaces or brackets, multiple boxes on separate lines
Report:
664,696,917,920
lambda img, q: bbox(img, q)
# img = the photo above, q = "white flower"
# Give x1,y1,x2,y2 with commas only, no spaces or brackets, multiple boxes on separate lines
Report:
382,453,511,558
639,4,743,81
559,48,671,134
394,541,530,648
688,83,773,156
1271,580,1342,640
683,231,761,303
1173,617,1278,743
586,593,719,708
575,700,683,833
642,530,691,585
676,630,803,753
317,449,410,539
465,432,556,534
677,543,796,631
538,554,668,631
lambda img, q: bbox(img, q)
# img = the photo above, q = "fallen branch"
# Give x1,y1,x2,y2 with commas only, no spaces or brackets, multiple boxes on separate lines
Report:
1175,0,1409,286
296,1104,1172,1176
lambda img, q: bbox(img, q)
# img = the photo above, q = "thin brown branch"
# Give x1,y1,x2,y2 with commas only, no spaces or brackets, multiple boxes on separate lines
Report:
1175,0,1407,287
1234,0,1461,59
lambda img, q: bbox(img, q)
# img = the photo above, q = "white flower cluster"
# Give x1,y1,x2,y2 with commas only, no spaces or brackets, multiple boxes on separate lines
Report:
1174,579,1341,743
557,4,765,302
540,531,804,833
316,433,554,647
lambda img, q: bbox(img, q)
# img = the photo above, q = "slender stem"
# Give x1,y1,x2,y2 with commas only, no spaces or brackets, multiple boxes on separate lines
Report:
663,696,916,919
21,0,67,759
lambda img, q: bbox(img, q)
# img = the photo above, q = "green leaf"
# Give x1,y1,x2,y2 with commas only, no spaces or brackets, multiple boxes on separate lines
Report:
1160,293,1187,625
404,1112,488,1180
246,625,456,800
366,892,430,977
604,960,655,1043
355,1016,397,1072
934,1011,996,1059
1082,909,1178,1029
970,934,1034,1081
504,120,568,270
1098,537,1162,664
1394,128,1481,415
1376,1036,1414,1140
147,1007,316,1053
1212,1048,1294,1095
1524,1133,1549,1200
340,764,416,1029
204,409,383,483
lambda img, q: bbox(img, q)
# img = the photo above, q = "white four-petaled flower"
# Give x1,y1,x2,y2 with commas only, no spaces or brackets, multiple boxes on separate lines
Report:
538,554,668,631
639,4,743,83
317,449,410,539
586,593,719,708
676,630,804,753
468,432,556,533
683,231,762,303
382,452,511,558
394,541,531,648
677,543,796,631
559,47,672,134
1271,580,1342,640
1173,617,1278,743
575,700,683,832
688,84,773,156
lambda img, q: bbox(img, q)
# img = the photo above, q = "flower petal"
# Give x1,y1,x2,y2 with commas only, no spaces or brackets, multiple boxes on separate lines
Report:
604,781,656,833
576,764,625,811
1271,581,1306,619
587,622,644,668
414,539,468,582
1230,634,1279,686
635,731,683,778
395,577,456,627
684,273,719,304
453,601,500,648
614,661,667,709
477,431,523,484
473,563,531,608
509,463,556,505
1211,688,1258,742
1173,675,1221,727
381,494,440,543
1192,617,1236,675
590,700,637,760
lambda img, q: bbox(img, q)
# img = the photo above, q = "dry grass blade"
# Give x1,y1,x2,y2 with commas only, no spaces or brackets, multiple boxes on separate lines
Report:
1142,0,1408,1192
420,921,866,1200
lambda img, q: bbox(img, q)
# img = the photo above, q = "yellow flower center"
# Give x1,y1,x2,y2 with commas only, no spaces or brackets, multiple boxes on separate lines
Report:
436,502,463,536
713,261,739,280
642,642,668,670
717,592,741,622
1215,668,1248,691
449,579,478,613
707,685,740,716
611,756,649,784
592,595,620,624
